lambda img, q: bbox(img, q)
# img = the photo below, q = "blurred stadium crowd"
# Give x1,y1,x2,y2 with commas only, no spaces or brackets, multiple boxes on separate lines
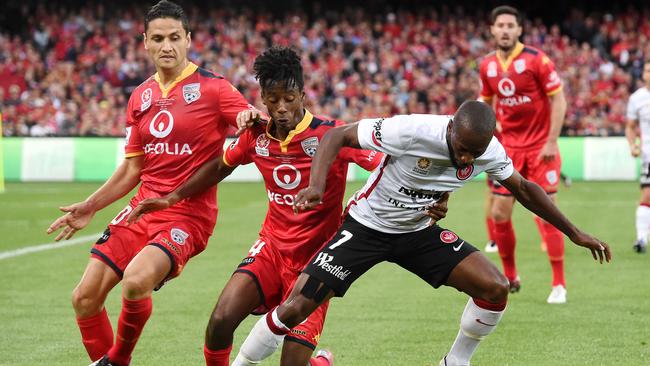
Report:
1,3,649,137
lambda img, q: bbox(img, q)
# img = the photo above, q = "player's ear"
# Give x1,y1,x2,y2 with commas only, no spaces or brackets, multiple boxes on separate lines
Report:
142,33,148,50
186,31,192,49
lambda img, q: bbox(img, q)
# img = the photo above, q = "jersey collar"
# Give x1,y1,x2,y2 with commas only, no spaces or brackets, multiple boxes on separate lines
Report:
496,42,524,72
154,62,198,98
266,109,314,153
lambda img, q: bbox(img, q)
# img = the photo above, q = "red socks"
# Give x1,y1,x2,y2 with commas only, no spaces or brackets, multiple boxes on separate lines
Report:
204,344,232,366
76,308,114,361
310,355,331,366
537,219,566,286
486,217,496,243
494,220,517,281
107,297,153,366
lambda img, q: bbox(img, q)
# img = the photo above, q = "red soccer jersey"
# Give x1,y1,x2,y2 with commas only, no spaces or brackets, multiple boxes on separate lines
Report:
479,42,562,150
124,62,251,229
224,110,383,270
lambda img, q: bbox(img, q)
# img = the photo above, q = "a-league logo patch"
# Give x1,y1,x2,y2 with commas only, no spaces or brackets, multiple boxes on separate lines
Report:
301,137,319,157
182,83,201,104
440,230,459,244
456,164,474,180
255,134,270,156
170,228,189,245
413,158,431,175
141,88,152,111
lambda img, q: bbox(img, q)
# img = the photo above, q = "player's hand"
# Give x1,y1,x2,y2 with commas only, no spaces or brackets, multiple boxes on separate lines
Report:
426,192,450,226
235,108,265,136
569,231,612,264
127,197,172,223
46,201,96,241
630,144,641,157
293,186,324,214
538,140,558,162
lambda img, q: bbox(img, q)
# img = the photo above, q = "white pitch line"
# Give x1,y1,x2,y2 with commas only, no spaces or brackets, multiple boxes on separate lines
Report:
0,233,101,261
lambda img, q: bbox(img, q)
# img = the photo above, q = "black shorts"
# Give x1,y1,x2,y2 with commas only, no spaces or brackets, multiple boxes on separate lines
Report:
302,216,478,297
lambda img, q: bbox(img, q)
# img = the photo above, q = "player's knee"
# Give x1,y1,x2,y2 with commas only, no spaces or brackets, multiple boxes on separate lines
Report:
121,274,152,300
482,273,509,304
71,287,102,317
491,207,510,222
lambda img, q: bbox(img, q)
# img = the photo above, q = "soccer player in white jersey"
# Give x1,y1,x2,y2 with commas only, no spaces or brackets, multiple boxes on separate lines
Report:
626,60,650,254
230,101,611,365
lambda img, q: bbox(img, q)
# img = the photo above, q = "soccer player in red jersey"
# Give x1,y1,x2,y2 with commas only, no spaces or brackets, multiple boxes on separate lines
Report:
128,47,386,366
46,2,254,365
478,5,569,303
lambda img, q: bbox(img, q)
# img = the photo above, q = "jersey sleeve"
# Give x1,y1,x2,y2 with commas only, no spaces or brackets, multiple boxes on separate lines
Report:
223,129,254,167
356,115,415,157
627,94,639,121
478,61,495,101
339,147,384,171
124,94,144,158
536,53,563,96
217,79,253,129
484,138,514,181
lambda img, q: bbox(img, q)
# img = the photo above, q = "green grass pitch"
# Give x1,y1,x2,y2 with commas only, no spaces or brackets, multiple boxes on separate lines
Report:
0,181,648,365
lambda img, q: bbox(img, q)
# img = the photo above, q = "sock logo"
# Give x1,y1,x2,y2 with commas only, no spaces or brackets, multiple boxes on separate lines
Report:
475,318,497,326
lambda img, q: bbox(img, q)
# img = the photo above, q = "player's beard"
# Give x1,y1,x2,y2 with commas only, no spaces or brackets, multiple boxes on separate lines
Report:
497,39,517,54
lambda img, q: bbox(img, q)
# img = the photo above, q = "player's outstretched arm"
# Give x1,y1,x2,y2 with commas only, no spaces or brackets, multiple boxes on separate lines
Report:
294,123,361,211
47,156,144,241
499,170,611,263
127,155,236,223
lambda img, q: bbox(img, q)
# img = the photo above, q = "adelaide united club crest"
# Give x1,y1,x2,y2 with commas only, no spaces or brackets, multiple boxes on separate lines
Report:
301,137,319,157
182,83,201,104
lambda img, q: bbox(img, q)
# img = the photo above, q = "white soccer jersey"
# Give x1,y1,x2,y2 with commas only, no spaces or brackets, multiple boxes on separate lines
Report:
348,114,514,234
627,87,650,161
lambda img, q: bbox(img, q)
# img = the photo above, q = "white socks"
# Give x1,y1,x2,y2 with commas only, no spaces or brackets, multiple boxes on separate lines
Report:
636,205,650,243
444,298,505,366
232,309,288,366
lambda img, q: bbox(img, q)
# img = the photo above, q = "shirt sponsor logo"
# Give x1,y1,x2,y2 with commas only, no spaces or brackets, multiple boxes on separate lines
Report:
371,118,384,146
313,252,351,280
546,71,561,89
149,110,174,138
144,143,192,155
398,187,443,200
267,189,296,205
456,165,474,180
301,136,319,157
273,164,301,190
170,228,189,245
498,95,532,107
497,78,516,97
255,134,270,156
487,61,497,77
141,88,152,111
514,59,526,74
440,230,459,244
413,158,431,175
182,83,201,104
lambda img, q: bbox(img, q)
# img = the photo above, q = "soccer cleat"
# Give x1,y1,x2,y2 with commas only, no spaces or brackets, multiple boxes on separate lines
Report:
314,349,334,365
508,276,521,293
633,240,647,254
89,355,114,366
546,285,567,304
484,240,498,253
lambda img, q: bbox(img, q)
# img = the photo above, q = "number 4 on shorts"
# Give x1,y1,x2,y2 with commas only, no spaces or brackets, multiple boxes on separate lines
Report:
329,230,353,250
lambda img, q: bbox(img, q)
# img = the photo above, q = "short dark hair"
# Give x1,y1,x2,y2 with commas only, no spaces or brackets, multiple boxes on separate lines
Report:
145,0,190,34
454,100,496,137
254,46,304,91
491,5,522,26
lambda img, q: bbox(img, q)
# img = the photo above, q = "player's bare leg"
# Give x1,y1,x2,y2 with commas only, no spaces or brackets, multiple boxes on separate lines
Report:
440,252,509,366
281,341,333,366
73,258,121,361
235,274,335,365
205,273,260,366
101,245,171,366
490,194,519,292
634,187,650,254
484,189,498,253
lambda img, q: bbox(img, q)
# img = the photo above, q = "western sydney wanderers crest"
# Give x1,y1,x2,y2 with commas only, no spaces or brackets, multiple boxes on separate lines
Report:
301,137,319,157
141,88,152,111
456,164,474,180
255,134,270,156
440,230,459,244
182,83,201,104
413,158,431,175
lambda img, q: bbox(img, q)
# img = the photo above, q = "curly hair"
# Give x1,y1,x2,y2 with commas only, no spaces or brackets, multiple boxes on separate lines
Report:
253,46,304,91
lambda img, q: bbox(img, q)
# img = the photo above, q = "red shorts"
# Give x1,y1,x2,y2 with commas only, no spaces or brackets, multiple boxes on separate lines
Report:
91,199,211,289
490,147,561,196
235,236,329,349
